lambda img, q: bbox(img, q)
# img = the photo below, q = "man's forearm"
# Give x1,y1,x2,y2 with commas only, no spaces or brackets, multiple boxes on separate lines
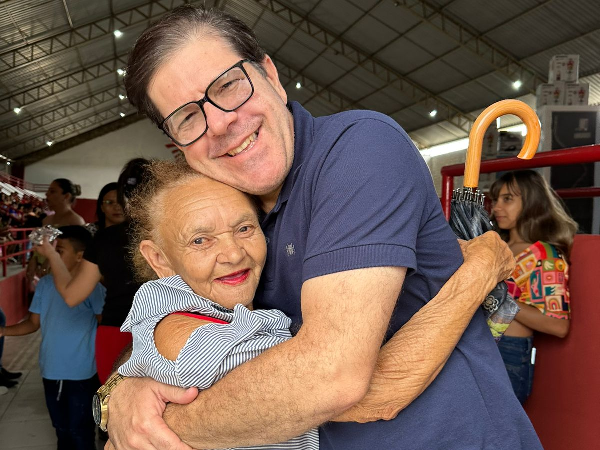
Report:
163,334,340,448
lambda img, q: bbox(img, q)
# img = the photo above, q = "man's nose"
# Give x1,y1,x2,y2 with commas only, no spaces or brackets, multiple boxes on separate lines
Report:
204,103,237,137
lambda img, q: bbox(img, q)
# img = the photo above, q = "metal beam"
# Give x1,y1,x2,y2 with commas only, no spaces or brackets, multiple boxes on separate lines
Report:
15,113,145,166
254,0,475,134
0,55,128,114
1,85,127,142
5,103,138,158
394,0,547,93
0,0,184,73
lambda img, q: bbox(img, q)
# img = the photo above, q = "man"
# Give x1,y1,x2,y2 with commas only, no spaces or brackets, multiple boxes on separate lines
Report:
105,5,541,449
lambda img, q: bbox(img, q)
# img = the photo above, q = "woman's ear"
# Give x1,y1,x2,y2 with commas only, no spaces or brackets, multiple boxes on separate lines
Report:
139,240,176,278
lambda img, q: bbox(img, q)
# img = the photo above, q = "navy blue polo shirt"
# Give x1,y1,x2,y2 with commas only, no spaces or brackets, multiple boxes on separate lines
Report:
254,102,541,449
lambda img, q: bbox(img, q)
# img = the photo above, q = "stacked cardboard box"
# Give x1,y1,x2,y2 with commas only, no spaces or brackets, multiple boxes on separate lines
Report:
536,55,589,108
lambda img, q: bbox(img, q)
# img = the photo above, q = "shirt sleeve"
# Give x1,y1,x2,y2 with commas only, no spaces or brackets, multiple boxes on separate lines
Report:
87,283,106,315
302,117,431,282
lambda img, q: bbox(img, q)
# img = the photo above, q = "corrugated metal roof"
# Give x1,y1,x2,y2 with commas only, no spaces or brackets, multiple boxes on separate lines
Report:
0,0,598,160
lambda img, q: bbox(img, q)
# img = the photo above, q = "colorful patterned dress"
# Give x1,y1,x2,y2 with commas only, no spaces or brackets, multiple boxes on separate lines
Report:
506,241,571,320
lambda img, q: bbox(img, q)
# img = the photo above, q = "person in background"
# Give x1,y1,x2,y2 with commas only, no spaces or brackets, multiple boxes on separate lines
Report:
42,179,85,227
35,160,146,385
27,178,85,287
0,226,105,449
87,182,125,236
0,307,22,390
490,170,578,404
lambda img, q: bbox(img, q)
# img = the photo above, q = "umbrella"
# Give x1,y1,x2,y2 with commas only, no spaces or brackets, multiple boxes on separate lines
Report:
450,99,541,341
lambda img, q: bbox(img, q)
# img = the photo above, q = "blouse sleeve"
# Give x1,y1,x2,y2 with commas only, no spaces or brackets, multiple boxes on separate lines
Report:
510,241,570,320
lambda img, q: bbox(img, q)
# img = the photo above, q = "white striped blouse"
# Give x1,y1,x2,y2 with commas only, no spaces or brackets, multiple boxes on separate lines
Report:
119,275,319,450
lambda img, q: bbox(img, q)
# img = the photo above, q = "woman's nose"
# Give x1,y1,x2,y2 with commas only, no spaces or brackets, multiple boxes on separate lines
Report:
216,239,245,265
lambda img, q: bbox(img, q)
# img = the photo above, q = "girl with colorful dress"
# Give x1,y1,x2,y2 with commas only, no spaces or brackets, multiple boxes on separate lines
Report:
490,170,578,404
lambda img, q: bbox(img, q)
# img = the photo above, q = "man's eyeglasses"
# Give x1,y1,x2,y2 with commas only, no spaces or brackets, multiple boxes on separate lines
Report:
160,59,255,147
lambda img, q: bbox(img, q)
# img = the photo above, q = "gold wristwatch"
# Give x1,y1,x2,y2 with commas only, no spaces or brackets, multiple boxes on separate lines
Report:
93,372,127,432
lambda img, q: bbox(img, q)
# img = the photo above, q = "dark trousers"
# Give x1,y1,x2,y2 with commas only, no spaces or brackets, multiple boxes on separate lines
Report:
42,374,100,450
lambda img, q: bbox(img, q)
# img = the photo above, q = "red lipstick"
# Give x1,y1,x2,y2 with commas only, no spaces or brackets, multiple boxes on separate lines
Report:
216,269,250,286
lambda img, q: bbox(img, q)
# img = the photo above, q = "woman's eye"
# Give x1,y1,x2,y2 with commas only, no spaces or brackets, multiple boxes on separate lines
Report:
193,237,205,245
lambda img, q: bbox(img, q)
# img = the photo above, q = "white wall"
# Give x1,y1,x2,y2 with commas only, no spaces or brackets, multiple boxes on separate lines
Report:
423,150,467,195
24,120,176,199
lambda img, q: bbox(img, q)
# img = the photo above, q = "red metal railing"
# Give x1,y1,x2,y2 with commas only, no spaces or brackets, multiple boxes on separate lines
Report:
441,144,600,219
0,228,35,277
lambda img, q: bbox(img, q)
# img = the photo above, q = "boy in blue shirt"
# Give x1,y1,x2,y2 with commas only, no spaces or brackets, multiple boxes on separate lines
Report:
0,225,105,450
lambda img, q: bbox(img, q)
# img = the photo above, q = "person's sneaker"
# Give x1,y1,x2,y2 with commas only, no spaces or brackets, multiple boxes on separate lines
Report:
1,368,22,379
0,386,8,395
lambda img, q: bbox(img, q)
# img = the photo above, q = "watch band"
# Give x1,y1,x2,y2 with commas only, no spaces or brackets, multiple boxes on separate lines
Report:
93,372,126,432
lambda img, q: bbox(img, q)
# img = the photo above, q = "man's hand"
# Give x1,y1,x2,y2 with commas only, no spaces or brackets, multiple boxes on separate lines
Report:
106,377,198,450
458,231,515,285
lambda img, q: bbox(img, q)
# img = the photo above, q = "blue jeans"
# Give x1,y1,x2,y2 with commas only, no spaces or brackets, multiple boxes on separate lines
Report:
43,375,100,450
497,335,535,404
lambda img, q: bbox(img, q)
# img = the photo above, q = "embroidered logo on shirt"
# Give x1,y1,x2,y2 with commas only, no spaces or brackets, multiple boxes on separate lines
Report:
285,243,295,256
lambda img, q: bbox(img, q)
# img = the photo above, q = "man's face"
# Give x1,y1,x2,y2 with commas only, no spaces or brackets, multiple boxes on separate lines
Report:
155,176,267,310
148,36,295,208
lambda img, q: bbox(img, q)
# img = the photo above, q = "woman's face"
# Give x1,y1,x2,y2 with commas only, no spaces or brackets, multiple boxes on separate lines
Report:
153,176,267,310
492,183,523,231
101,190,124,227
45,181,68,210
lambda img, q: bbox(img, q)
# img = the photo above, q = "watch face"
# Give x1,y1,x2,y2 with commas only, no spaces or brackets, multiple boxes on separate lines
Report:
92,393,101,425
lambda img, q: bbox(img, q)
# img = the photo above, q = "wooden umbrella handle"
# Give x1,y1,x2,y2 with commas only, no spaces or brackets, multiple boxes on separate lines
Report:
464,99,541,188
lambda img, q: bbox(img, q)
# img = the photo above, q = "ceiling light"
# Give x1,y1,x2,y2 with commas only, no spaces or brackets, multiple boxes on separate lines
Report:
113,30,123,38
118,94,126,100
117,68,126,76
296,81,302,89
46,141,53,147
120,112,125,117
13,107,22,114
6,161,10,165
512,80,522,89
429,109,437,117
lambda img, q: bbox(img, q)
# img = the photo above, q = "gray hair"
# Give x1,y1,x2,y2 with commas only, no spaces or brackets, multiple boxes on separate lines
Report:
124,5,267,127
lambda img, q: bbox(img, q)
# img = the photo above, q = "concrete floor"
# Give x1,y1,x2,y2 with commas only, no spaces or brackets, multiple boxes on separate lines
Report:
0,331,104,450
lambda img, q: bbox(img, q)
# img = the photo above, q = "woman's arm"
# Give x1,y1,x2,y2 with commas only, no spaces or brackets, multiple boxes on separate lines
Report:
332,231,515,422
513,304,570,338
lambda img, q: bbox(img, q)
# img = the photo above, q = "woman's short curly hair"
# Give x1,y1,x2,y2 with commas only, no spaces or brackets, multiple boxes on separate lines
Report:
127,159,205,282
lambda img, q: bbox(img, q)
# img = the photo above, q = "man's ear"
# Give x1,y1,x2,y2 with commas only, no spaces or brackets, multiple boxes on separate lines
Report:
139,240,176,278
75,250,84,263
261,54,287,104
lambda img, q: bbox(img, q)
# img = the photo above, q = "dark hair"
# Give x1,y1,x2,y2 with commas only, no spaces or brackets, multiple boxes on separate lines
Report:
117,158,152,208
124,4,266,126
489,170,578,259
52,178,81,203
96,182,119,229
57,225,93,253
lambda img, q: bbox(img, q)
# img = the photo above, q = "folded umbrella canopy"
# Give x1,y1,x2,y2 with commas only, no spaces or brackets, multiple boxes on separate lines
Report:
450,99,541,341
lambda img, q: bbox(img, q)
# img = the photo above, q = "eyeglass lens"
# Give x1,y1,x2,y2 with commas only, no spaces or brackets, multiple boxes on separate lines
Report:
164,62,253,146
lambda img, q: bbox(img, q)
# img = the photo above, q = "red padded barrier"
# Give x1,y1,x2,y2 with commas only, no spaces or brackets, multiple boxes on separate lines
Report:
0,269,28,325
524,234,600,449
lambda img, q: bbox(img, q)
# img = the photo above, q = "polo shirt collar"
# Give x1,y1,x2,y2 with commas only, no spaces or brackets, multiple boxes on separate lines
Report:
268,101,314,214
